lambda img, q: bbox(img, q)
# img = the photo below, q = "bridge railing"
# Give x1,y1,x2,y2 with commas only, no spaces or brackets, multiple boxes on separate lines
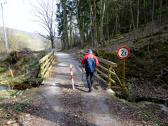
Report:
38,51,55,78
79,51,127,94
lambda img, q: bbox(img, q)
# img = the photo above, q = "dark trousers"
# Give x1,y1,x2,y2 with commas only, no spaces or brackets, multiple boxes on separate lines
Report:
86,72,94,89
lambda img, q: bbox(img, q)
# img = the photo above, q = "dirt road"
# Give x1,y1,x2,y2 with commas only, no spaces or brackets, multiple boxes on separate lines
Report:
18,52,130,126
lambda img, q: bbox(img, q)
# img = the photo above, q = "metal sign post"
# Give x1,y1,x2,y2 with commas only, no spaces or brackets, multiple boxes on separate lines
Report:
117,46,131,92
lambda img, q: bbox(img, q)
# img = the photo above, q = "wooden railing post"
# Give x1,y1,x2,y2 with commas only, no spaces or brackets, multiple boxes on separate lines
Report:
121,60,128,95
108,65,112,89
122,60,126,88
38,51,55,79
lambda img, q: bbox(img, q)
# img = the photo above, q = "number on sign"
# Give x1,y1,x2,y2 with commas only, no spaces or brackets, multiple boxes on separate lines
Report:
121,50,126,56
121,49,128,57
117,46,130,61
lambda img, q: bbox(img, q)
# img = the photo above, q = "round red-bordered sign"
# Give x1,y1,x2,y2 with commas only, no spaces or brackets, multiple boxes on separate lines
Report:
117,46,131,61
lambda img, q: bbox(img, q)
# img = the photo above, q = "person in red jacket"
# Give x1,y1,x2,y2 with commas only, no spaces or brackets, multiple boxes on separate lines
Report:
82,49,99,92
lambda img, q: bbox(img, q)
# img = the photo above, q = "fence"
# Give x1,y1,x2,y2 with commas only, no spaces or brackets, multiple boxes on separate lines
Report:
38,51,55,78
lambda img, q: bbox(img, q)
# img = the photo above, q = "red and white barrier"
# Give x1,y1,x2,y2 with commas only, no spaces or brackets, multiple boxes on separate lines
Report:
70,64,75,90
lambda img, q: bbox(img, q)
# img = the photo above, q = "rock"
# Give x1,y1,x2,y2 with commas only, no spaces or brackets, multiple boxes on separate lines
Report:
6,120,16,125
106,89,116,96
25,113,30,117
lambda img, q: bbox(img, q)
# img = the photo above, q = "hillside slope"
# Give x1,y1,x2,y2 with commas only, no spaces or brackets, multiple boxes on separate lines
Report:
95,22,168,103
0,28,49,52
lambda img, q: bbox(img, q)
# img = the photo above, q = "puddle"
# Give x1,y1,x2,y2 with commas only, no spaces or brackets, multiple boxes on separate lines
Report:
0,85,10,91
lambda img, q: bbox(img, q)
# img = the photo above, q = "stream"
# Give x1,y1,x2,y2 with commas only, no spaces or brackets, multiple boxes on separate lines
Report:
0,85,10,91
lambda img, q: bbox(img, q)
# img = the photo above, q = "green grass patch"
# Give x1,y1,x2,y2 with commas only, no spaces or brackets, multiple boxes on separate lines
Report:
0,66,6,73
0,99,32,113
13,100,32,113
0,90,24,100
138,111,152,121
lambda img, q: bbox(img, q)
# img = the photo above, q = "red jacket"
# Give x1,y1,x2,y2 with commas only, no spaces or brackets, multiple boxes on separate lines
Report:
82,53,99,73
82,53,100,66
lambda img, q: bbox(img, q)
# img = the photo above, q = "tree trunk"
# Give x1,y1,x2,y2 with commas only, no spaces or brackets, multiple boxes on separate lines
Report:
77,0,84,48
159,0,163,39
136,0,140,29
115,9,119,34
51,37,54,49
129,0,135,31
93,0,97,46
90,4,94,46
80,31,84,48
51,39,54,49
159,0,163,27
143,0,147,24
61,39,65,49
78,12,84,48
151,0,155,34
100,0,106,46
69,14,73,48
152,0,155,24
106,5,110,43
62,0,69,49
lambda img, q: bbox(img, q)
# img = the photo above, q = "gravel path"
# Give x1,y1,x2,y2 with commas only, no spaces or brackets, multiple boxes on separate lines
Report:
19,52,125,126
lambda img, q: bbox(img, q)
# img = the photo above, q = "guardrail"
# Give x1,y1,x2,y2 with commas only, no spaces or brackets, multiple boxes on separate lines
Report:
38,51,55,78
79,51,127,94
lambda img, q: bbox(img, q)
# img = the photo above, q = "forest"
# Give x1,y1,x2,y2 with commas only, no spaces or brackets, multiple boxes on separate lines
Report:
56,0,168,48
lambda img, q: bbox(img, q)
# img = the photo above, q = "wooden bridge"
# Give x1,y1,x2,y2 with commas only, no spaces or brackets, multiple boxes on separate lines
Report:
40,51,127,96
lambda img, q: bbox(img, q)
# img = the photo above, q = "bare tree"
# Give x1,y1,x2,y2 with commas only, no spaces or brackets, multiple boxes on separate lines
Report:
33,0,56,49
61,0,69,49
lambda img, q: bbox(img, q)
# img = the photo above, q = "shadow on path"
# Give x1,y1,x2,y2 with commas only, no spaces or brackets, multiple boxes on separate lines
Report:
0,102,99,126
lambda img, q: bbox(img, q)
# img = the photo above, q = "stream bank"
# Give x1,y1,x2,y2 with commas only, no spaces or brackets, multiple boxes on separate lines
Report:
0,49,47,99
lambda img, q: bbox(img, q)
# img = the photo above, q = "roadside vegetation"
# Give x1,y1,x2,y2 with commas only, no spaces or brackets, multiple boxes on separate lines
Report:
0,28,48,99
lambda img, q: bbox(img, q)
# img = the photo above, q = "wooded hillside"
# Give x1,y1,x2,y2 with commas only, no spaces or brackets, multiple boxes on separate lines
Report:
0,28,49,52
56,0,168,49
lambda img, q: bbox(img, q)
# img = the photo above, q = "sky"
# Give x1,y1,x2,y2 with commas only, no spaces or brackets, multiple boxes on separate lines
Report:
0,0,58,34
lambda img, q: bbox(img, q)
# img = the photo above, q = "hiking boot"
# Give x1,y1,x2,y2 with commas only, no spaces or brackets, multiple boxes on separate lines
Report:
88,88,92,92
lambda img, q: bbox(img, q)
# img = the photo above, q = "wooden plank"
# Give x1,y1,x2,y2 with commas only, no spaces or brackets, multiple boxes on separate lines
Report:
108,66,112,88
43,64,53,78
111,68,122,87
41,53,54,70
98,64,108,72
111,86,121,89
39,52,53,64
43,56,54,78
39,54,50,64
39,51,55,78
98,57,117,67
41,59,49,70
41,55,54,77
94,73,107,83
96,68,108,79
109,78,116,84
109,71,117,76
